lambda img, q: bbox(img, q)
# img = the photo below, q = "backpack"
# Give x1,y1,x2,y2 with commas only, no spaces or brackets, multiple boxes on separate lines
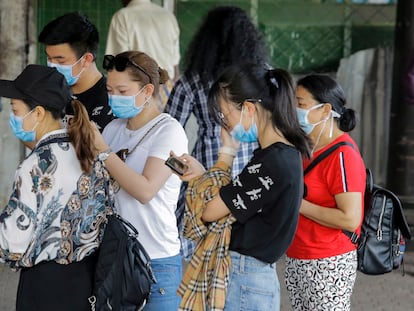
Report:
304,141,412,275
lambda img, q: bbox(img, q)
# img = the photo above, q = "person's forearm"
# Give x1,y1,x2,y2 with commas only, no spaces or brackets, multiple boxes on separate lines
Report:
300,200,360,231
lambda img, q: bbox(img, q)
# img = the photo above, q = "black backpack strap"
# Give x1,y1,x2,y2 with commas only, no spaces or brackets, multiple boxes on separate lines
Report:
304,141,355,175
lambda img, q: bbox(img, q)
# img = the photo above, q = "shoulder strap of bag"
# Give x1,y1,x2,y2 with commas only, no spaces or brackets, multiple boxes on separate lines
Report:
304,141,355,176
123,116,168,160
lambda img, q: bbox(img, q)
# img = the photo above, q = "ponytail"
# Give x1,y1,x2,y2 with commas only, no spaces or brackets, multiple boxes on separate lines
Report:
67,99,97,173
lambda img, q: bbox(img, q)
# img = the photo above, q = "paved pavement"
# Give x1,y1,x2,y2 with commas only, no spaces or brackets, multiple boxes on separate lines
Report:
0,237,413,310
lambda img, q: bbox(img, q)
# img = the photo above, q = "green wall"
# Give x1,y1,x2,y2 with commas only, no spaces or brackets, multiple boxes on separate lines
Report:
36,0,396,74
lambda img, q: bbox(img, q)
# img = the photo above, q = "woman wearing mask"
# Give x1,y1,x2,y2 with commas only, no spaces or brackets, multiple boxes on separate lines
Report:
93,51,188,310
285,74,366,311
0,65,111,311
164,6,269,259
173,64,311,310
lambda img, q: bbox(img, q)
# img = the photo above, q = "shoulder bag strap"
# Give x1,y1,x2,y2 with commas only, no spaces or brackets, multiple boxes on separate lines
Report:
304,141,355,175
121,116,168,160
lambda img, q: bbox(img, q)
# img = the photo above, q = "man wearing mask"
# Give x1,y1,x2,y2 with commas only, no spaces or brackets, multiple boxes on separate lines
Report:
39,11,113,132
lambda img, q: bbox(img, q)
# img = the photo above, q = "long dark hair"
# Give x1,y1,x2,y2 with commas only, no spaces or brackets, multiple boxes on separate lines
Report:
297,74,356,132
208,63,311,158
183,6,269,83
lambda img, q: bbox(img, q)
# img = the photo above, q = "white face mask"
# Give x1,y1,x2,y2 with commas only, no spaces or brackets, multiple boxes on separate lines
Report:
297,104,341,135
296,104,326,134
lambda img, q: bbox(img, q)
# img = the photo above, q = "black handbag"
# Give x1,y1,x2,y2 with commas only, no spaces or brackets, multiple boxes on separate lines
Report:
89,214,157,311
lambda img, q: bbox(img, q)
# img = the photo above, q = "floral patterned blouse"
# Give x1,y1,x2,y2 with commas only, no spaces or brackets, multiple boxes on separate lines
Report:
0,129,112,268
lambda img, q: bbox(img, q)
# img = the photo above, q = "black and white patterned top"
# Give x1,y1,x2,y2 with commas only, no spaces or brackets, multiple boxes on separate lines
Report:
220,142,303,263
0,129,112,268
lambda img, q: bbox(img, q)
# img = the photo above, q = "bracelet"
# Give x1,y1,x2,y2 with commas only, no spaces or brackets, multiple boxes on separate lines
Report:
219,146,237,157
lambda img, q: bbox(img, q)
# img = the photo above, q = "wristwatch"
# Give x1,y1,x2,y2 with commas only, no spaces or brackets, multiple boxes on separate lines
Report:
98,148,112,162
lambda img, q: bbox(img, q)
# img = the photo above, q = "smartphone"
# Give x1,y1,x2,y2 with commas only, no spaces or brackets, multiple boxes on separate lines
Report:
165,156,188,176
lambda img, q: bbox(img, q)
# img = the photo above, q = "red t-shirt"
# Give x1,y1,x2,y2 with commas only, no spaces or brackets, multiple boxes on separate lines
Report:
286,134,366,259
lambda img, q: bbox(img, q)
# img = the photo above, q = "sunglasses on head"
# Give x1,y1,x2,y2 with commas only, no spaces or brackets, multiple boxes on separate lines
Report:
103,55,152,84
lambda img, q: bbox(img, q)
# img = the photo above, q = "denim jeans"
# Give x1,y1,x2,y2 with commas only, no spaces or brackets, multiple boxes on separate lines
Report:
143,254,182,311
224,251,280,311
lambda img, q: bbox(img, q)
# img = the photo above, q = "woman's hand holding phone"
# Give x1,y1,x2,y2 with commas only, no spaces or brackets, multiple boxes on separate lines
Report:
166,151,206,182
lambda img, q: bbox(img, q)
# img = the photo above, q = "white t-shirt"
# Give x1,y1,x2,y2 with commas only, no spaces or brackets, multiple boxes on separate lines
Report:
105,0,180,79
102,113,188,259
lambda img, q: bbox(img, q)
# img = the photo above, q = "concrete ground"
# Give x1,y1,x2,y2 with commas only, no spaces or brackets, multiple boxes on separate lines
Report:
0,238,413,310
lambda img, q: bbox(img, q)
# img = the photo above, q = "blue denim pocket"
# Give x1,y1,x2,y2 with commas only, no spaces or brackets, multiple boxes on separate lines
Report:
144,254,182,311
224,251,280,311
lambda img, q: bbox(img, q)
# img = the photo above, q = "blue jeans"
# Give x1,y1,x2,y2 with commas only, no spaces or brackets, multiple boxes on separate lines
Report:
224,251,280,311
143,254,182,311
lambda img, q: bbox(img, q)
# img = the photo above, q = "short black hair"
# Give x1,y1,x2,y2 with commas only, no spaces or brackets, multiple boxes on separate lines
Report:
38,11,99,60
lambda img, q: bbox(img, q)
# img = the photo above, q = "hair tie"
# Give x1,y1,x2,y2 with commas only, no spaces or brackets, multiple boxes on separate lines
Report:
158,67,164,85
267,69,279,89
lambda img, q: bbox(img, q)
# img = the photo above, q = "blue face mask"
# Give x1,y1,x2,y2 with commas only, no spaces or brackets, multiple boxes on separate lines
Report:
230,107,258,143
296,104,325,134
9,110,38,142
108,87,147,119
47,56,85,86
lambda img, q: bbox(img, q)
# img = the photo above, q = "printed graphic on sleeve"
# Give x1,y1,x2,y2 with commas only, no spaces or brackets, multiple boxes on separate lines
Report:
246,188,262,200
230,162,274,214
258,176,274,190
247,163,261,174
232,194,247,210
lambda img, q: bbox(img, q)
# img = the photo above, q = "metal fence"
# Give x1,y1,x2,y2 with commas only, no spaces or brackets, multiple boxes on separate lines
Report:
176,0,396,73
36,0,396,74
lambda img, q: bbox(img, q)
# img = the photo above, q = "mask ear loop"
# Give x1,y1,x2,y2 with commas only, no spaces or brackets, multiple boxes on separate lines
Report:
30,122,40,133
23,109,39,131
329,110,341,138
239,105,245,123
133,85,150,109
311,116,328,155
72,55,86,78
329,113,334,138
251,113,256,130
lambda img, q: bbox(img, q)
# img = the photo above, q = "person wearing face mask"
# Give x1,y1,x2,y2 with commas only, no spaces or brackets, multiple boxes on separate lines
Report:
0,65,112,311
92,51,188,310
38,11,114,132
171,64,311,310
165,6,269,261
285,74,366,311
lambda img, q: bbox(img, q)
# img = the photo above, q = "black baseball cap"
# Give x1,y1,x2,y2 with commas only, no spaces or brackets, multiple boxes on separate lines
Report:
0,64,72,110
